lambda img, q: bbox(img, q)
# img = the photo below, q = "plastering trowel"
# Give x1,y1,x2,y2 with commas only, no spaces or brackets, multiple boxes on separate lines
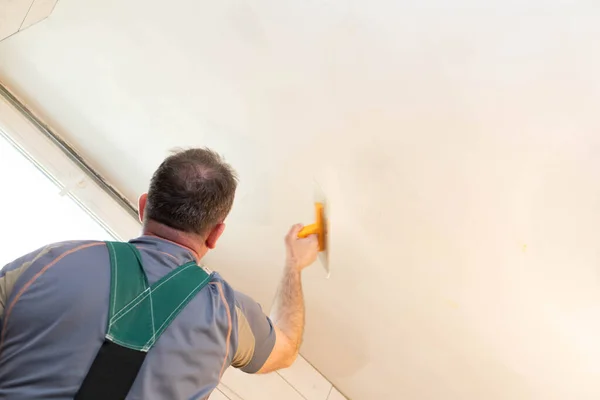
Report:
297,186,330,278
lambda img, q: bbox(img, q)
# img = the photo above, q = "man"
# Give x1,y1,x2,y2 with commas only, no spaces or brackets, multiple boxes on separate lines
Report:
0,148,319,399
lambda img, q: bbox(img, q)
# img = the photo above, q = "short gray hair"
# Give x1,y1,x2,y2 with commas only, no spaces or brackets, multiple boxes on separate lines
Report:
145,148,238,235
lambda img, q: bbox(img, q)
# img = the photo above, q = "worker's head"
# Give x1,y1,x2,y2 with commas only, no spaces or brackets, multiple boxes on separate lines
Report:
138,148,238,250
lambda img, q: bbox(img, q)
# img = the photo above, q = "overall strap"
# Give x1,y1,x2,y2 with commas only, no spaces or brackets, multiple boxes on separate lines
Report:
75,241,212,400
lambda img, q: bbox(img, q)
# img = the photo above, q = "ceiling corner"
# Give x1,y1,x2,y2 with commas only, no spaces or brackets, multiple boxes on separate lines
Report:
0,0,59,42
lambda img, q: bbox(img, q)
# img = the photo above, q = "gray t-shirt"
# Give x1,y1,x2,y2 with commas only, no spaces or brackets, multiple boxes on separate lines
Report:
0,236,276,399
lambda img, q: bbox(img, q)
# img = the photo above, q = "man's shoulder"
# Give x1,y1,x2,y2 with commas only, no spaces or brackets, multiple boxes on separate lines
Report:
34,239,107,254
204,272,267,313
0,240,110,319
2,240,107,274
46,239,107,252
205,271,236,302
203,272,258,316
35,240,109,265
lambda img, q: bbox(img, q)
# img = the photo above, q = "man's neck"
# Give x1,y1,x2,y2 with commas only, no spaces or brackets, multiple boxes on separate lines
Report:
142,220,207,262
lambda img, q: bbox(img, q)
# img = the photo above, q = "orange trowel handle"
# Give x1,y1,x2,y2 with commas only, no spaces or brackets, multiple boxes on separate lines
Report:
298,223,320,238
297,203,325,251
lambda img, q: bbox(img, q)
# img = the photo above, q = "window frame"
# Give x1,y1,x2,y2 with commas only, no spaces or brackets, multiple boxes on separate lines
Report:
0,84,140,241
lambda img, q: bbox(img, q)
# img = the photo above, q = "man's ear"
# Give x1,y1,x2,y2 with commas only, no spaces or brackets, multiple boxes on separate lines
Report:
138,193,148,223
205,223,226,249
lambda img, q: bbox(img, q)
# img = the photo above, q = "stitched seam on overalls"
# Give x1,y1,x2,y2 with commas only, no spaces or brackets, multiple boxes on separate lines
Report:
149,286,156,346
105,334,148,352
149,263,196,293
141,275,211,351
109,263,196,327
108,242,118,316
109,264,195,328
109,289,151,327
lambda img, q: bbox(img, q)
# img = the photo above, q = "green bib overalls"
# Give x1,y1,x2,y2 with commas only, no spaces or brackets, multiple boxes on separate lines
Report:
75,241,212,400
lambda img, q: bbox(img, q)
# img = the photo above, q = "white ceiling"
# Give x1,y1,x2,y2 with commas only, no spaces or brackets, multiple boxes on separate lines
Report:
2,1,600,399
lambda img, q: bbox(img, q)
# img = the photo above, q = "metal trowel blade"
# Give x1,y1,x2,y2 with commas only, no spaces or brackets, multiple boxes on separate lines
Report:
313,180,330,278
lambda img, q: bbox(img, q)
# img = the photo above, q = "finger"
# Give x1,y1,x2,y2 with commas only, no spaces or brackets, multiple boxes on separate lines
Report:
286,223,304,241
299,234,319,248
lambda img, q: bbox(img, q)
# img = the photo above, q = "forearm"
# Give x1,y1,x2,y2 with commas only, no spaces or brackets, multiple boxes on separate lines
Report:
257,224,316,373
269,262,305,352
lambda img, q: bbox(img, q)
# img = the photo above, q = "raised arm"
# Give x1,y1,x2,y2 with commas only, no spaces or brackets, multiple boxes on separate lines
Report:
256,224,319,373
